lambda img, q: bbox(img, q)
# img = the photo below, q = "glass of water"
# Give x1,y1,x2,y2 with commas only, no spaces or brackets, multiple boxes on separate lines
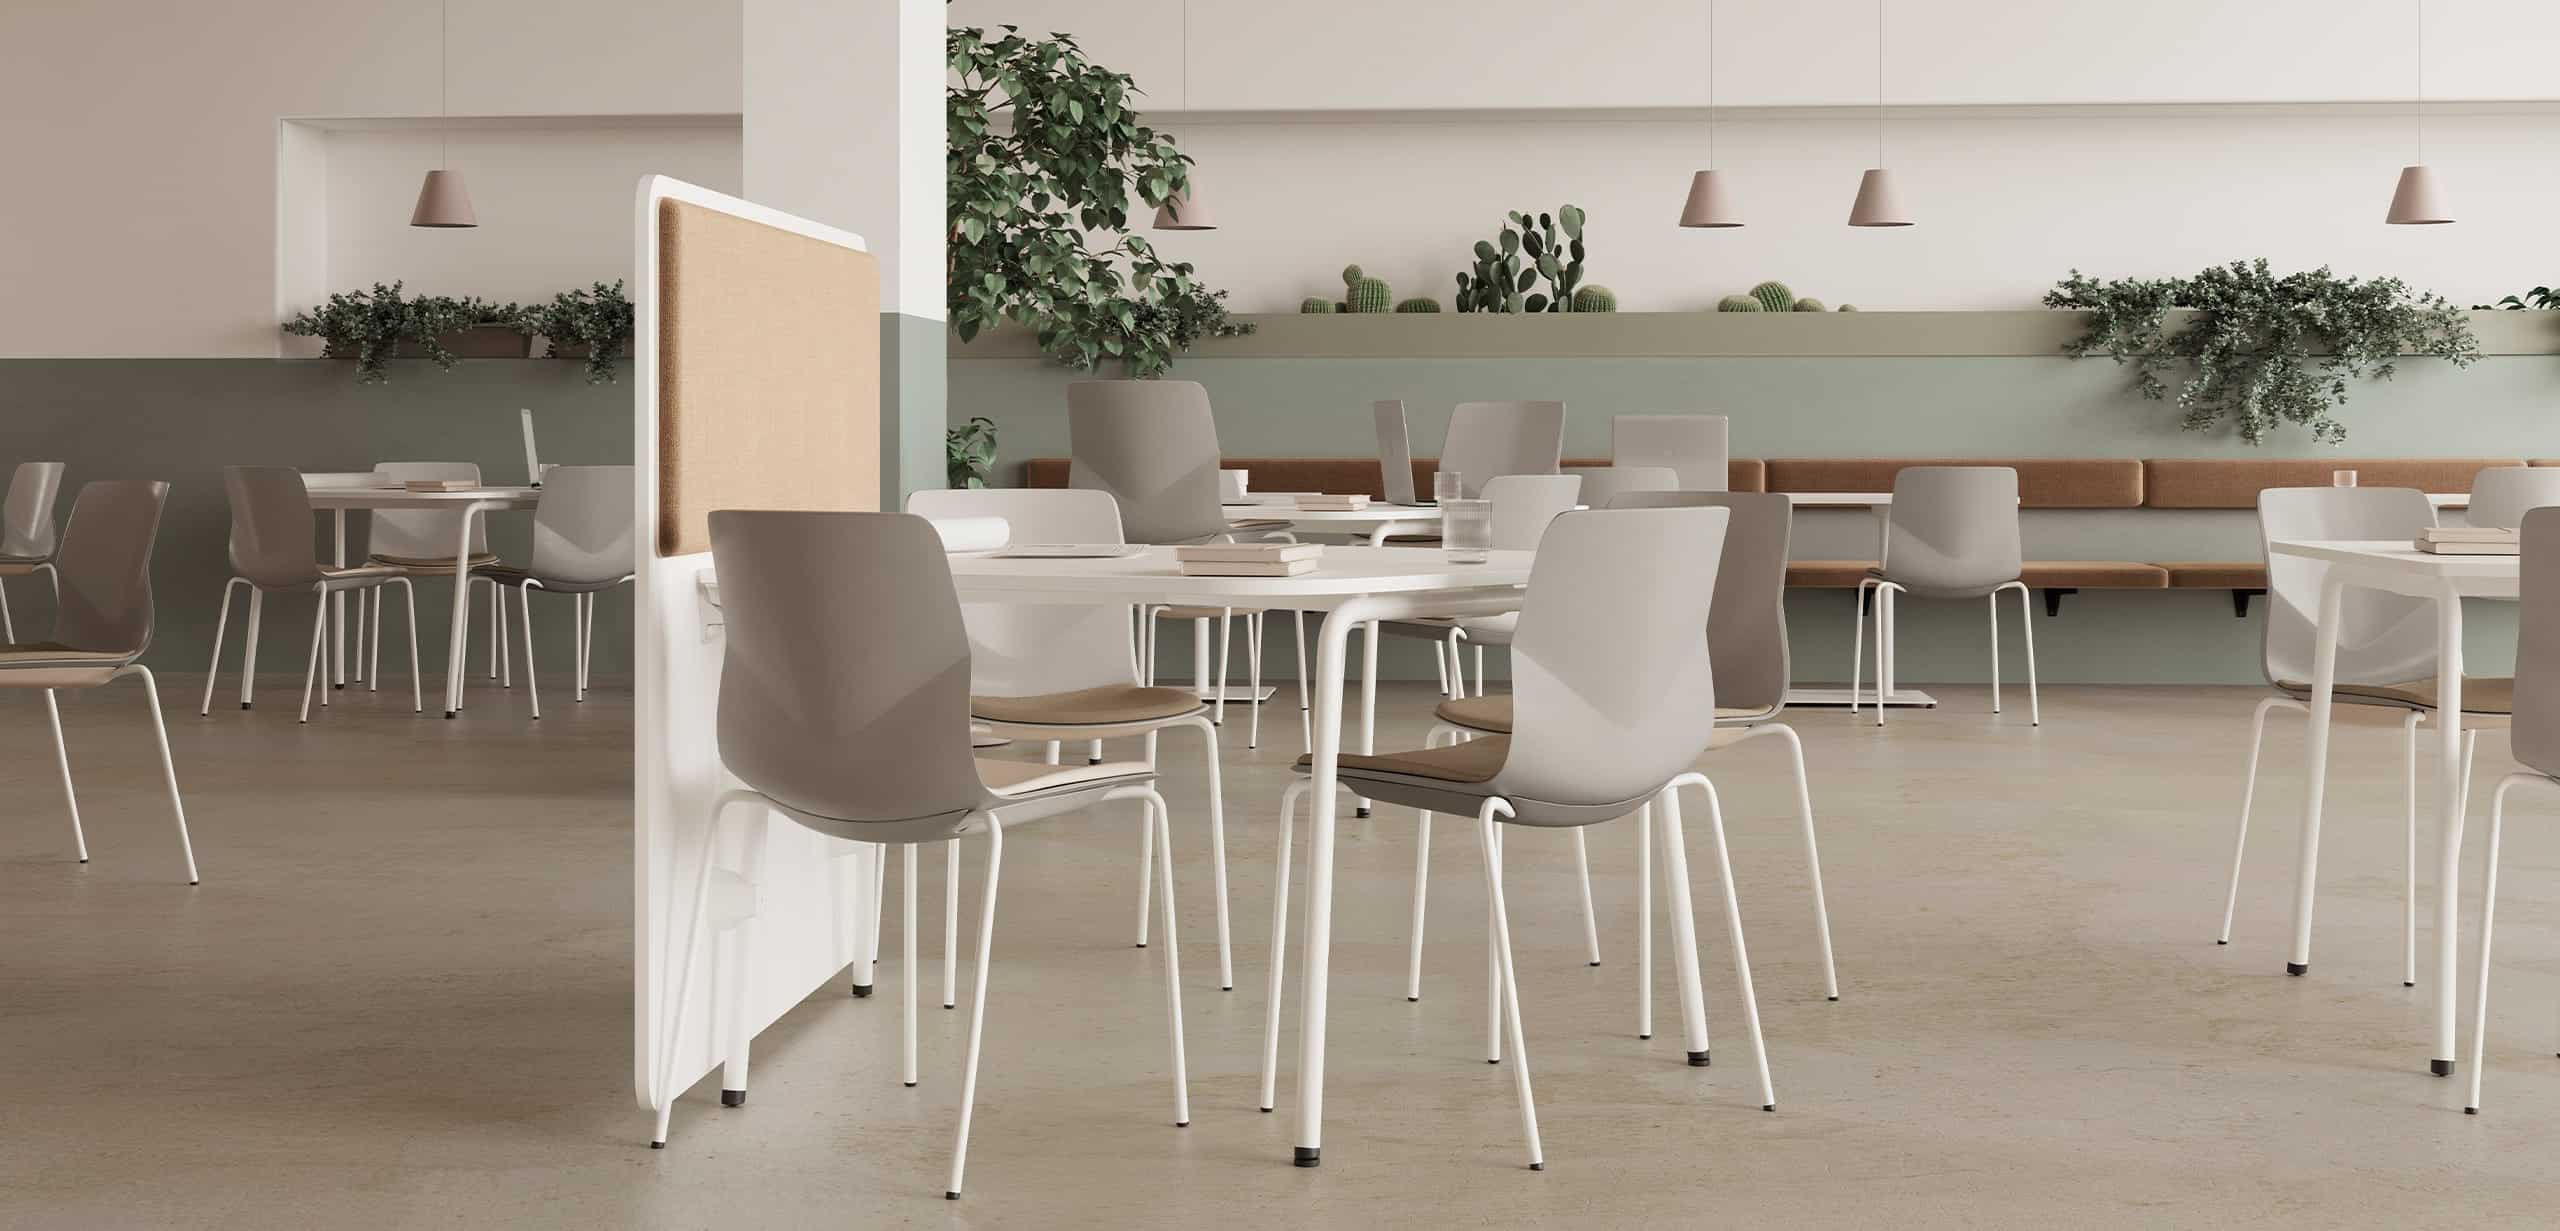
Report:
1433,470,1465,503
1441,498,1492,564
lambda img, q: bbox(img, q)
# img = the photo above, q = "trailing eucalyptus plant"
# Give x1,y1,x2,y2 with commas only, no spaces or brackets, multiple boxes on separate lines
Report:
946,416,999,490
528,280,637,384
948,25,1238,378
2043,259,2478,445
282,282,522,384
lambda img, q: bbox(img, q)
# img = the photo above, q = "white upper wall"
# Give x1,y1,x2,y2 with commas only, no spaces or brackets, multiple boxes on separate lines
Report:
0,0,740,358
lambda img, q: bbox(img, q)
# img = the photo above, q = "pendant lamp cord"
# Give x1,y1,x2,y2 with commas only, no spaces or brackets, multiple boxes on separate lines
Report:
1705,0,1716,168
437,0,449,170
1875,0,1886,167
2413,0,2425,163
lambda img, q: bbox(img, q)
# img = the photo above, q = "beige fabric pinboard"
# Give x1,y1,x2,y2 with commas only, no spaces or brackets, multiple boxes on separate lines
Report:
656,199,879,556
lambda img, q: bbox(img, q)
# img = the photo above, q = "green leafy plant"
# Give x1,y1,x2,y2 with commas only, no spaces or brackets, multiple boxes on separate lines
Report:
1394,296,1441,313
948,25,1236,378
1453,205,1591,312
528,280,636,384
1125,285,1253,361
946,415,999,490
283,282,522,384
2479,286,2560,310
2045,259,2478,445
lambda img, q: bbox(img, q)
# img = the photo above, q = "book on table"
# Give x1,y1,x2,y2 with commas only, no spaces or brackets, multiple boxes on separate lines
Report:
1178,558,1318,577
2415,539,2520,555
402,479,480,493
1174,543,1323,564
1293,494,1371,510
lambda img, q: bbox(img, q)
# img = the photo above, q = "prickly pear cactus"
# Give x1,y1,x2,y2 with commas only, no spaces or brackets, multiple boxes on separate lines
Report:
1394,297,1441,313
1749,280,1796,312
1570,284,1617,313
1792,298,1826,312
1716,295,1763,312
1300,297,1337,314
1342,264,1392,313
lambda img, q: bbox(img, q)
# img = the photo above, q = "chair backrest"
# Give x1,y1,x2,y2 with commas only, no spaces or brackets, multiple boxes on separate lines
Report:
50,480,168,657
528,465,637,586
709,510,984,825
2257,486,2438,687
1483,474,1583,551
907,488,1136,697
369,461,489,559
1374,400,1418,504
2514,507,2560,777
1563,465,1676,509
1498,507,1728,807
1882,466,2023,595
1438,401,1564,498
1611,415,1729,491
1610,490,1792,714
224,466,325,589
2,462,65,560
1066,380,1230,545
2465,467,2560,530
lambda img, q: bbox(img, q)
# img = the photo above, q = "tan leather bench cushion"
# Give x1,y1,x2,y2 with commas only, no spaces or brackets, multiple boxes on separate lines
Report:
1022,457,1769,495
2162,562,2267,589
1783,560,2167,588
1784,560,1879,588
1764,458,2143,509
2142,458,2522,508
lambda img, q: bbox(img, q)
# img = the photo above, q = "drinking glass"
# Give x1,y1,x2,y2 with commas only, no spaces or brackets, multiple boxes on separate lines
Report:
1433,470,1465,503
1441,498,1492,564
2332,469,2358,488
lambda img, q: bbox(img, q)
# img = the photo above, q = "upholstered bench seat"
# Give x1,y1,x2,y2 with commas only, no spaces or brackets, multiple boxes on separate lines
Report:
2162,562,2268,590
1781,560,2169,589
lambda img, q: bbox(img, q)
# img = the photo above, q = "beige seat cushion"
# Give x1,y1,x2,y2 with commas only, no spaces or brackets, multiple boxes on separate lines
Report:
0,642,127,666
2276,676,2514,715
971,685,1203,728
978,758,1154,799
2163,562,2268,589
1434,694,1771,735
0,642,130,687
0,560,46,577
369,551,502,570
320,564,409,581
1297,735,1507,784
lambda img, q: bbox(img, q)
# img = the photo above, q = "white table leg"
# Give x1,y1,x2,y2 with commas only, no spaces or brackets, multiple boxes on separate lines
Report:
2431,587,2465,1076
2286,576,2346,975
332,510,347,689
1289,601,1368,1168
442,503,489,717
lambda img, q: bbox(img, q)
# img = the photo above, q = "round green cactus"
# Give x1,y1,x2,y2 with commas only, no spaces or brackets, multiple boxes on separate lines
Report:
1716,294,1762,312
1570,284,1618,313
1749,280,1796,313
1341,264,1392,312
1394,296,1441,313
1792,298,1826,312
1300,297,1337,314
1837,303,1859,312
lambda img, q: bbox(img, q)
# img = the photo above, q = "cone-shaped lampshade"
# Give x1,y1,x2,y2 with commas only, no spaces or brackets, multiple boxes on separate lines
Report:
1678,170,1743,228
1846,168,1911,228
410,169,478,228
2384,164,2452,225
1151,184,1215,231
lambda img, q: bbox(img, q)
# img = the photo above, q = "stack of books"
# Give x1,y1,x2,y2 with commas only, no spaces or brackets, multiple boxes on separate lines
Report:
1293,494,1371,511
1175,543,1324,577
401,479,480,493
2414,526,2521,555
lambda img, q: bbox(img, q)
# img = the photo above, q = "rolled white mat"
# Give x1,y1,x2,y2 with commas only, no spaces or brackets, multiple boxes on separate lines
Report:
926,515,1009,553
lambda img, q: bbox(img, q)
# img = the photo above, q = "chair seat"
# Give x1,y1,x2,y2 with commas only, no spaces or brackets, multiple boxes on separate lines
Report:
474,564,633,594
1296,736,1507,784
2277,676,2515,715
369,551,501,571
971,684,1204,728
0,641,130,687
0,559,46,577
1434,694,1772,735
978,757,1155,799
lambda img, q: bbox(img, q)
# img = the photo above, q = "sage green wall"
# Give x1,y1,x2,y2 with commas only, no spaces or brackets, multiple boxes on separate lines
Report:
950,348,2560,684
3,359,634,680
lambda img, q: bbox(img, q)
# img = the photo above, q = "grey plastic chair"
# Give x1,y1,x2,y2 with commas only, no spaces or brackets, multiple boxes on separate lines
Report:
0,479,196,883
651,511,1188,1203
2465,467,2560,530
202,466,422,721
1611,415,1729,491
1430,490,1839,1007
1438,474,1586,691
0,461,66,640
910,486,1238,992
1437,400,1565,498
366,460,513,692
1852,466,2037,725
1259,506,1774,1169
479,465,635,716
1375,399,1421,505
1562,465,1677,509
2215,486,2499,983
2463,504,2560,1113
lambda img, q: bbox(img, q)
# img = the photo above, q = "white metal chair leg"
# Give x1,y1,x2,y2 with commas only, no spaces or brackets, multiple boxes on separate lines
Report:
1573,827,1601,967
1247,611,1265,749
1988,591,2002,713
298,590,328,722
1473,644,1487,698
946,820,1003,1200
1655,785,1712,1067
520,584,542,719
1486,820,1503,1063
1088,739,1103,765
2404,712,2421,986
2217,696,2288,945
239,590,263,710
1678,775,1776,1110
1407,724,1455,1002
1146,790,1192,1129
942,839,960,1009
1771,724,1840,1000
42,689,88,863
1850,579,1869,713
1260,778,1306,1112
580,591,597,700
2011,581,2040,725
1636,802,1652,1038
1197,616,1218,724
367,585,382,691
903,843,919,1086
1358,622,1379,816
201,578,246,715
1432,630,1451,697
127,667,199,884
0,579,11,640
1293,609,1312,751
351,588,365,686
398,580,424,714
1185,715,1235,989
1135,783,1156,949
1475,800,1544,1170
2466,775,2531,1115
1875,586,1895,727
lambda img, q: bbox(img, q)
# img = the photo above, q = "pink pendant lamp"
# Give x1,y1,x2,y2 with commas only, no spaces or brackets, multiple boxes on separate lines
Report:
1151,0,1217,231
1678,0,1742,228
1847,0,1911,227
410,0,476,228
2385,1,2452,225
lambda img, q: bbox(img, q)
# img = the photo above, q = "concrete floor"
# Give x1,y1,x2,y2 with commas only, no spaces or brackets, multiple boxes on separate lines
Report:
5,675,2556,1228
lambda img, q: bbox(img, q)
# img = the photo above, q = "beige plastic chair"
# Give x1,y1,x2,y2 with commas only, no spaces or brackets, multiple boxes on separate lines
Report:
478,465,635,717
1561,464,1677,509
1611,414,1729,491
1427,491,1840,1008
1,480,197,883
2216,486,2501,984
1259,506,1776,1171
651,511,1188,1204
2462,504,2560,1113
2466,467,2560,530
909,487,1238,993
1438,400,1566,498
365,461,514,694
1435,474,1586,696
202,467,422,721
1851,466,2038,725
0,461,65,641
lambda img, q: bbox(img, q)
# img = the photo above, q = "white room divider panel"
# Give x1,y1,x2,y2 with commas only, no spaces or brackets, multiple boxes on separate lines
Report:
631,175,881,1116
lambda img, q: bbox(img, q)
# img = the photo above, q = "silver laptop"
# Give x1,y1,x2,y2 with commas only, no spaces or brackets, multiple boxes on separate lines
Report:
1374,400,1429,506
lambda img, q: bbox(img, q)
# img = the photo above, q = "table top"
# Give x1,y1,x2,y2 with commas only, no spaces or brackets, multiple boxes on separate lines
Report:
303,483,540,511
947,544,1533,603
2269,538,2520,574
1224,504,1442,524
